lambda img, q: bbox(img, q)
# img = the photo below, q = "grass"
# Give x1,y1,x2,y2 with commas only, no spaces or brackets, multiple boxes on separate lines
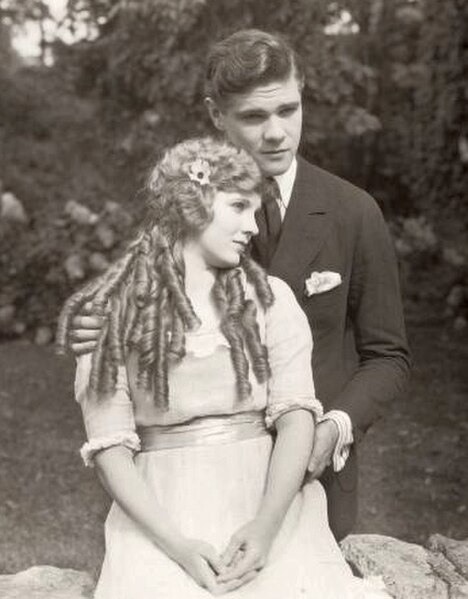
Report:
1,316,467,575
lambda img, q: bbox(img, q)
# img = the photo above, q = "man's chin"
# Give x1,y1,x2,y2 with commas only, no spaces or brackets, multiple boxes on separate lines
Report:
258,153,293,176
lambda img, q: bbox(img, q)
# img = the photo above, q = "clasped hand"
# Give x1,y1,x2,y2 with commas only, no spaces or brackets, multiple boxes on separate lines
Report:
176,519,275,595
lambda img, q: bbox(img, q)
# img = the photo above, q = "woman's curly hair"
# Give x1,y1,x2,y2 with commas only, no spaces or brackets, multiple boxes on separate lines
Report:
56,137,274,409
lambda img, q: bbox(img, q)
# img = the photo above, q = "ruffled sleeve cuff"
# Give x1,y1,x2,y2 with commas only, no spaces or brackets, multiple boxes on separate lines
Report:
80,431,141,467
265,399,324,429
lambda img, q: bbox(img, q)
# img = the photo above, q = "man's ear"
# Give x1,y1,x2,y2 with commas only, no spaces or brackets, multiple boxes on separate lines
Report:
205,97,225,131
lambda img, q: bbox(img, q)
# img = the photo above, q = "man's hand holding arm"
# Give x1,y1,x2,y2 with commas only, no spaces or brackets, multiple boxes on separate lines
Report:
307,410,352,477
69,302,104,356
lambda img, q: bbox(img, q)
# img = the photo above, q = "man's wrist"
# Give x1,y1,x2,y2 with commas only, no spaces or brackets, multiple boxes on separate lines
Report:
318,410,353,472
318,418,339,444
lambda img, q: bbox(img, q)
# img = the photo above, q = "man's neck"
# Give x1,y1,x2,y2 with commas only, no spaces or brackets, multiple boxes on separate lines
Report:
272,157,297,212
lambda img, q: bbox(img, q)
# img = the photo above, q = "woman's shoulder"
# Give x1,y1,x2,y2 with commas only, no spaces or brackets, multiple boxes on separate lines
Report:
266,275,295,298
245,275,303,328
243,273,297,307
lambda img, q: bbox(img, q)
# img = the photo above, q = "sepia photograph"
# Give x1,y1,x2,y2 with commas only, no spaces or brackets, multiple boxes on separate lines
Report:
0,1,467,597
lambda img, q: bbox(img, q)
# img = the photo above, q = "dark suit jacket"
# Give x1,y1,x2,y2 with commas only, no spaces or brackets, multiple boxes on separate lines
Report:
255,157,411,539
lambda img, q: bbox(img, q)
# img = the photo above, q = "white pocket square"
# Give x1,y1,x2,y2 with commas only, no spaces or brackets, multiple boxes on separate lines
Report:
304,271,342,296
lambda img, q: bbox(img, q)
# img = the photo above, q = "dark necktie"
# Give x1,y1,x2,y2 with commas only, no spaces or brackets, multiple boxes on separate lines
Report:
251,177,283,268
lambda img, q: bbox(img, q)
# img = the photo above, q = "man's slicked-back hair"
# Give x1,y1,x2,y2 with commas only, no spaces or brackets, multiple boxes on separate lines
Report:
204,29,304,107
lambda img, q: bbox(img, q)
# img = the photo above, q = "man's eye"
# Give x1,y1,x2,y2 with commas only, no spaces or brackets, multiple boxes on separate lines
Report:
241,113,263,123
279,106,297,117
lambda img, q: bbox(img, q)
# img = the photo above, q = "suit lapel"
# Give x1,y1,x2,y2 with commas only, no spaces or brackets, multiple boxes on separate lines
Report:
269,157,333,294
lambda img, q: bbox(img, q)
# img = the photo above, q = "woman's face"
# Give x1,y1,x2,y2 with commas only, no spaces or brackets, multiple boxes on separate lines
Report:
191,189,261,268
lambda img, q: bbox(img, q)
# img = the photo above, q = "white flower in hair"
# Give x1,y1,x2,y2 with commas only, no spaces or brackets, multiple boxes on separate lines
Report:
188,159,211,186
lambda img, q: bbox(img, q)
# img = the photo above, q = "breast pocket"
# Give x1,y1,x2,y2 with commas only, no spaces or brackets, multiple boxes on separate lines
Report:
302,284,346,329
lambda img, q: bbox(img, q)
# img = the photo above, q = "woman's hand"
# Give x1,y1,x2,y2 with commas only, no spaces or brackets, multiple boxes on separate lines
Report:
216,410,315,589
216,519,277,587
172,538,226,595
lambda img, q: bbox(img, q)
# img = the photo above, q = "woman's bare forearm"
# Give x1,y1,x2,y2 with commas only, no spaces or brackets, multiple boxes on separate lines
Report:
94,445,185,559
256,409,314,531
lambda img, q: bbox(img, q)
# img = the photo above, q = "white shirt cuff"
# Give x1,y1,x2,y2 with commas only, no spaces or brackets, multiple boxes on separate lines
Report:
318,409,353,472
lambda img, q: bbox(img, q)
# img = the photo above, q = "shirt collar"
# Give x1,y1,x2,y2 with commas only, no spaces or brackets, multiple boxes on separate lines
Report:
273,157,297,209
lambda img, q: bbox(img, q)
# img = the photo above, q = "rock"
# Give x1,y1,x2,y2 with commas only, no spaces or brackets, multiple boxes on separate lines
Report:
427,550,468,599
341,534,449,598
0,566,93,599
1,192,28,224
35,326,53,346
2,535,468,599
427,535,468,579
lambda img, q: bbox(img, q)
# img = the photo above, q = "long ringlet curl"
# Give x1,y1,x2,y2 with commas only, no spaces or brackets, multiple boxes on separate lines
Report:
212,269,252,400
240,254,275,310
57,137,275,407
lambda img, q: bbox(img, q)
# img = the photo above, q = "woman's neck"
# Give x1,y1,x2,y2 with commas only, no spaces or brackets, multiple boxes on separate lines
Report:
183,245,218,326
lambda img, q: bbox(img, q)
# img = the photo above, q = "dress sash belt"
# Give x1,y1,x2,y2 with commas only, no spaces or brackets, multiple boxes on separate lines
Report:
138,411,269,452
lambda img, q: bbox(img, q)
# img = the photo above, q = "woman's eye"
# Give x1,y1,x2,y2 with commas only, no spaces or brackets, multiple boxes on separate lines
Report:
232,202,246,211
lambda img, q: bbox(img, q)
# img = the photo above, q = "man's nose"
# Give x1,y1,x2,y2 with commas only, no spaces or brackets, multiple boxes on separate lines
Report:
263,117,285,142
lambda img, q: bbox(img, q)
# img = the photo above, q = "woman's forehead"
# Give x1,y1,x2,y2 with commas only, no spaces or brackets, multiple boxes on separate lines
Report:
214,189,261,208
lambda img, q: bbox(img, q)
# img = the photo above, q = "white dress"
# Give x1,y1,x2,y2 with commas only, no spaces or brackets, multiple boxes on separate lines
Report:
75,276,390,599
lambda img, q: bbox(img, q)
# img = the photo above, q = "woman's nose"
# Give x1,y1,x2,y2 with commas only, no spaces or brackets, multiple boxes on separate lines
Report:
244,210,259,237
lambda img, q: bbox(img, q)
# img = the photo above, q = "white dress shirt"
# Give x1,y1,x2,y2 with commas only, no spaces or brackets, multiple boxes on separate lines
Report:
273,159,354,472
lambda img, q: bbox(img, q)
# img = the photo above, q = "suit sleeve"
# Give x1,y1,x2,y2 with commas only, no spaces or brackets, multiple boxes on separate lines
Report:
330,195,411,442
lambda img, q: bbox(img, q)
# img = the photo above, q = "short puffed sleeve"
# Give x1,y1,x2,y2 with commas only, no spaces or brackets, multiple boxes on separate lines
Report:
264,276,323,428
75,354,140,466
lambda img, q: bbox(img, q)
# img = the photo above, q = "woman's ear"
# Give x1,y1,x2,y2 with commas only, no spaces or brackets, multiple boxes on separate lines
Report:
205,97,225,131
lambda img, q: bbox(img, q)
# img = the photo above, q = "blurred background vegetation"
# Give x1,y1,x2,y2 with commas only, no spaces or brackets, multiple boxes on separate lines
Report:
0,0,467,338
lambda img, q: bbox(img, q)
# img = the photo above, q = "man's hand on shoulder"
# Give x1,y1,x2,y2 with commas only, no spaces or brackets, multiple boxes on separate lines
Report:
69,302,104,356
307,420,339,479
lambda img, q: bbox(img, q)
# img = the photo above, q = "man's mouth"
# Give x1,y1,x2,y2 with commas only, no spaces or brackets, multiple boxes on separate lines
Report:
262,149,288,156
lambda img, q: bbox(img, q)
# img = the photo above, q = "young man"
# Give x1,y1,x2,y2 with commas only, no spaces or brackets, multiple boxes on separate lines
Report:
71,29,410,544
204,29,410,541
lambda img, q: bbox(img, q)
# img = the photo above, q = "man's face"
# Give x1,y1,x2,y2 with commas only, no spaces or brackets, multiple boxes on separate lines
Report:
207,72,303,177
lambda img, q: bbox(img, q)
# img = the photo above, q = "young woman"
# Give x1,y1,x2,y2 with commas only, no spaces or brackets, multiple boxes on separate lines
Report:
57,138,389,598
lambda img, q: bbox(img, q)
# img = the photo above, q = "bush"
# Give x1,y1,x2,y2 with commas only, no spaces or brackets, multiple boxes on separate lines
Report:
0,199,136,338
